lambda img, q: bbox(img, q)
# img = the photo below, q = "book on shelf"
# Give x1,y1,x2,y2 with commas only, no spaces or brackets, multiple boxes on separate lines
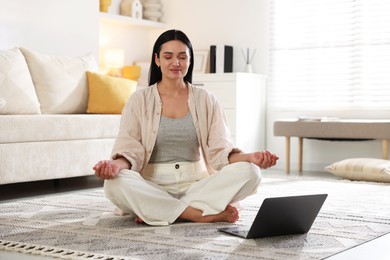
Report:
210,45,233,73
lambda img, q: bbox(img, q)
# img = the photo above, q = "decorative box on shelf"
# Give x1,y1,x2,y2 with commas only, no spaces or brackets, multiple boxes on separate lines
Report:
193,73,266,152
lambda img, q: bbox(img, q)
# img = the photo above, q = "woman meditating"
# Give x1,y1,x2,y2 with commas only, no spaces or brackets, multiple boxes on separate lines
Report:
93,29,279,225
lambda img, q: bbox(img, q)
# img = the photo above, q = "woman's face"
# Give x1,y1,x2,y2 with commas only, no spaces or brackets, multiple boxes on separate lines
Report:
155,40,191,81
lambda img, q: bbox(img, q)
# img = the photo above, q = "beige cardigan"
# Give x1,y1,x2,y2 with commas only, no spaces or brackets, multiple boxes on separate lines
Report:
111,83,241,174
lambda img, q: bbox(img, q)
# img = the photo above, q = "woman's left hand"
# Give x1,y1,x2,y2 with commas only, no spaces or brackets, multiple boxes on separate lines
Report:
249,151,279,169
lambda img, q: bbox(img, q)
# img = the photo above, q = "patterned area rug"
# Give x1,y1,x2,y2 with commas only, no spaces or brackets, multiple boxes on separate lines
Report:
1,177,389,260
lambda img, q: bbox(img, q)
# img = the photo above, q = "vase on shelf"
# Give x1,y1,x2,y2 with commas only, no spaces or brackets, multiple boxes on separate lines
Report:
120,0,143,19
244,64,253,73
100,0,112,12
143,0,163,22
241,48,256,73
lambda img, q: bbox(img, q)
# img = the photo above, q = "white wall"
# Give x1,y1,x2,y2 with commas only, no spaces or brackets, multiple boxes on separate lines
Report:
0,0,99,59
159,0,268,74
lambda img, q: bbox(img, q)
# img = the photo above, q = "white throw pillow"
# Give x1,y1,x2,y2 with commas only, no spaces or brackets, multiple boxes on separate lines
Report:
325,158,390,183
0,48,41,114
20,48,98,114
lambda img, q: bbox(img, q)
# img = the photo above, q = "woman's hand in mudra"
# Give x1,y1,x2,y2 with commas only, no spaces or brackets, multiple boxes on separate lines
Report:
93,157,131,180
249,151,279,169
93,160,123,180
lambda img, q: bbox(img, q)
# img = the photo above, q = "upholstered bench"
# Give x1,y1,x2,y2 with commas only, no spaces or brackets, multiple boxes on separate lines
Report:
273,119,390,174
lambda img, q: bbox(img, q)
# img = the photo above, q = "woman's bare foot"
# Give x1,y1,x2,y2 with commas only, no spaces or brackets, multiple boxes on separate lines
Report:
135,216,144,223
179,205,239,223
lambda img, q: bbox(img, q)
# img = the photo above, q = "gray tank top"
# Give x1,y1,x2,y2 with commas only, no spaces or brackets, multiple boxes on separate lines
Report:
149,113,200,163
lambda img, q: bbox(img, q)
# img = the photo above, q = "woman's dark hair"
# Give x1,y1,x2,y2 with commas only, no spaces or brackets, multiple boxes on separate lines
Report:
148,29,194,86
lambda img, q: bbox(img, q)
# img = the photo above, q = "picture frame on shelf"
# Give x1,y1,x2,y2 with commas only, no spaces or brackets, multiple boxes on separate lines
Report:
193,50,209,73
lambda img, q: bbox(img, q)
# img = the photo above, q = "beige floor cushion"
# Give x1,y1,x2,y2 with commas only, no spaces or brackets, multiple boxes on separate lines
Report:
325,158,390,183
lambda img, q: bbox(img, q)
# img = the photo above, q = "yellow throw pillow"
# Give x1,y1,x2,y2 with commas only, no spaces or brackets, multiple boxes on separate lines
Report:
87,71,137,114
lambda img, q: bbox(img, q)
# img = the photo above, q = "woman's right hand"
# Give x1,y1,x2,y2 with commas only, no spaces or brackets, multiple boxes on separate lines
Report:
93,160,122,180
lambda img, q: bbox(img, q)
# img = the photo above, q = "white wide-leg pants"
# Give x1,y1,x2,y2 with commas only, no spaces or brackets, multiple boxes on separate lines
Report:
104,161,261,225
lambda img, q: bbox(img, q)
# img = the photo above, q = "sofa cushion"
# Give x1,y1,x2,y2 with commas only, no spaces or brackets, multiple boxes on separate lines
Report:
0,114,121,143
0,139,115,185
0,98,5,109
0,48,41,115
20,48,98,114
325,158,390,183
86,71,137,114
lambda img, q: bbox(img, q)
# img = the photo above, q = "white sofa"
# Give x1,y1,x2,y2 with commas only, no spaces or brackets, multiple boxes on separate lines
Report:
0,47,133,185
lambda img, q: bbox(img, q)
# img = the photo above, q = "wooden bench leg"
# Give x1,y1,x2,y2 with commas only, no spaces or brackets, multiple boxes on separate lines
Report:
286,136,290,175
383,139,388,160
298,137,303,174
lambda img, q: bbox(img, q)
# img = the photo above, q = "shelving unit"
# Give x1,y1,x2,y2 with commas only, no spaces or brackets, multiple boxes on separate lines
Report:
99,12,165,29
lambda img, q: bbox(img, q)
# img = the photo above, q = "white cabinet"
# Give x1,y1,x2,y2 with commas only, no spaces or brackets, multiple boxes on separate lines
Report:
193,73,266,152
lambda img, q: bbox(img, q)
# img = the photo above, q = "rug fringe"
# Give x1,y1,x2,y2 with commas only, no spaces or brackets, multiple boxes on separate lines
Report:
0,240,130,260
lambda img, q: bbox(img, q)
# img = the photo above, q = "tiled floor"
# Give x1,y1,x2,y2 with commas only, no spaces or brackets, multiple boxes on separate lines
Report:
0,170,388,259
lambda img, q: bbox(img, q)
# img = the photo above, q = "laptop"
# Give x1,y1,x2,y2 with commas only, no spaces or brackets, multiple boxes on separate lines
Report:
218,194,327,239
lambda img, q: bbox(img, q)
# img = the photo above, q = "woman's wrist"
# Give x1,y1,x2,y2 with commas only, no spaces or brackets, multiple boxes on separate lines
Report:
228,152,250,164
115,157,132,170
